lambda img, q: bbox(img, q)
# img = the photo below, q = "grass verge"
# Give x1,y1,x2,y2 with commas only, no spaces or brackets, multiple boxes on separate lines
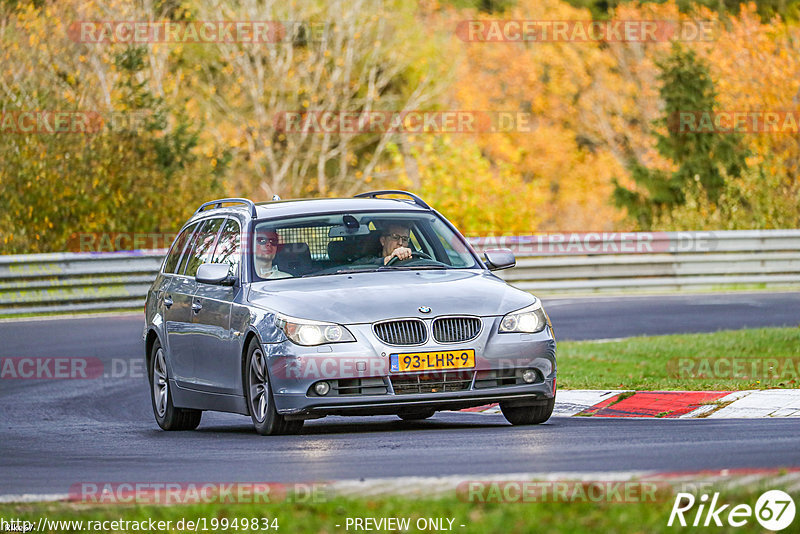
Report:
557,326,800,390
2,485,795,534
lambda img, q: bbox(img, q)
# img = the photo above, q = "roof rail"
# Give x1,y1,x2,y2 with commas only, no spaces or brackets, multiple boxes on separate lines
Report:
195,198,257,217
353,190,431,210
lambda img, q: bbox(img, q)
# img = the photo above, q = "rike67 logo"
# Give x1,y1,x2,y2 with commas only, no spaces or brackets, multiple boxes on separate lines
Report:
669,490,795,531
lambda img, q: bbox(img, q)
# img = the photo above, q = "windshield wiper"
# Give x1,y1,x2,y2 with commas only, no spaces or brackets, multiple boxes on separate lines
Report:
301,267,382,277
301,265,450,277
378,265,448,270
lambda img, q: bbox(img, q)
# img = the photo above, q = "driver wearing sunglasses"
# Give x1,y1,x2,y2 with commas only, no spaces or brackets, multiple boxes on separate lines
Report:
254,229,292,279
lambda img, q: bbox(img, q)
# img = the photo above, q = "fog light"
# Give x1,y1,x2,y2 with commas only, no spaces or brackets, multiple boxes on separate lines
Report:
314,381,330,396
522,369,537,383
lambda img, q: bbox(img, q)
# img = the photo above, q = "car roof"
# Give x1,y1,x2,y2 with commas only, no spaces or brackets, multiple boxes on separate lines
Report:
186,197,432,225
254,198,430,219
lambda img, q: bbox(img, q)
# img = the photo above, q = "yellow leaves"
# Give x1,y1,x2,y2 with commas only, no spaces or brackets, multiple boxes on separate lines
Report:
451,0,630,230
692,2,800,188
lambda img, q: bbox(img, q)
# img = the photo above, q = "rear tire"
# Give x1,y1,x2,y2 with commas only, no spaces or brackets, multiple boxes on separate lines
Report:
397,409,435,421
500,397,555,425
149,340,202,431
245,338,304,435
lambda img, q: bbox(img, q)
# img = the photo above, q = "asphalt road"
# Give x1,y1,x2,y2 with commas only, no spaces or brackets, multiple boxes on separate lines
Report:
545,291,800,340
1,292,799,496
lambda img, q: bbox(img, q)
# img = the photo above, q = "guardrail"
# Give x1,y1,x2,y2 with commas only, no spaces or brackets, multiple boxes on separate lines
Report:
469,230,800,294
1,230,798,316
0,251,165,316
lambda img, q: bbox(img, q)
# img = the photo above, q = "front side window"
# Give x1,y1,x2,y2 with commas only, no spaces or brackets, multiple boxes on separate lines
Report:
211,218,241,277
251,211,479,280
182,218,225,277
163,222,198,274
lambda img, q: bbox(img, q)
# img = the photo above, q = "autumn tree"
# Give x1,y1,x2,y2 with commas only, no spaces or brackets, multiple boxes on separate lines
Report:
613,44,748,229
0,0,225,253
192,0,452,200
447,0,630,231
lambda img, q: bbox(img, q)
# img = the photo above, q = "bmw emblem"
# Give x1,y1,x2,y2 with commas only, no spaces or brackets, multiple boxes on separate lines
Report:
418,306,431,314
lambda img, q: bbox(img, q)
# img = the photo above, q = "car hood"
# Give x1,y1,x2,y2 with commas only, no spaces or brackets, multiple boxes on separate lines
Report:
247,270,535,324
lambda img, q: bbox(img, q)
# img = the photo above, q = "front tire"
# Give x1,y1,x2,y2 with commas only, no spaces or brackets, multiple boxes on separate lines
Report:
245,338,303,435
500,397,555,425
149,340,202,431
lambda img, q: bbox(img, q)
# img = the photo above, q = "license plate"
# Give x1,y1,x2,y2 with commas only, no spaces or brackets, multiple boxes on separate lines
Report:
390,349,476,373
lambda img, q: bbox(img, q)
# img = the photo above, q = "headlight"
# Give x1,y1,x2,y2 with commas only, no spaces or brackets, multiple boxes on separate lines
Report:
275,315,355,346
498,299,550,334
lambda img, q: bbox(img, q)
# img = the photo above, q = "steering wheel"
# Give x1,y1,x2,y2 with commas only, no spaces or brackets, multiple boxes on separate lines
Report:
386,251,432,266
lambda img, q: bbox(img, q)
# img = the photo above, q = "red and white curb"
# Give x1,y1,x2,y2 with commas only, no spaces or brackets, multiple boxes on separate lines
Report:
460,389,800,418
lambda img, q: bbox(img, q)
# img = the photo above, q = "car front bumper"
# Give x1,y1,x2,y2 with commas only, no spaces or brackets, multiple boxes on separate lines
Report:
263,321,557,417
276,380,555,417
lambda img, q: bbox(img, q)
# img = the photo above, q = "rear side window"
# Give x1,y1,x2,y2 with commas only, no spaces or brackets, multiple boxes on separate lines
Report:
163,223,198,274
181,218,225,277
211,218,241,276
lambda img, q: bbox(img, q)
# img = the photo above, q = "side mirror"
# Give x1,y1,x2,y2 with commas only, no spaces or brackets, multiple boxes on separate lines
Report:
196,263,235,286
483,248,516,271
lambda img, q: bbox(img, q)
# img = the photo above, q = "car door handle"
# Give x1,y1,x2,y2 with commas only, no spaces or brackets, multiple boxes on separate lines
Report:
192,301,202,313
163,295,173,309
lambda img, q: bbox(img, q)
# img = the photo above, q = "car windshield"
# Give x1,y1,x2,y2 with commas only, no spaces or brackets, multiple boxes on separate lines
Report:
251,211,480,280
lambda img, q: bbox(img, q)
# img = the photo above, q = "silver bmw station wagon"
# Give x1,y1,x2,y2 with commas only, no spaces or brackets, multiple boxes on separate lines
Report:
143,191,557,435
